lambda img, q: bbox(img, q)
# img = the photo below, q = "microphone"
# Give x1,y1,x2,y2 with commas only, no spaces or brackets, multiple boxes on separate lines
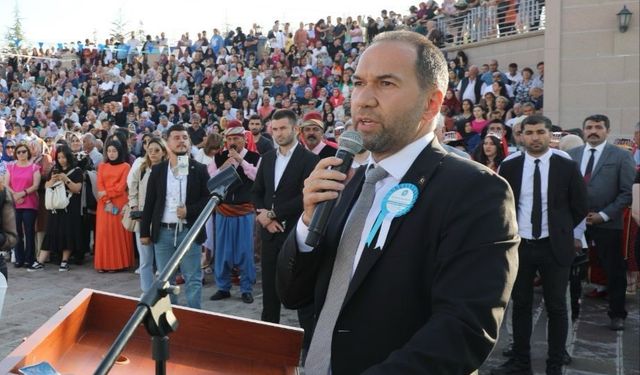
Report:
305,130,363,247
207,165,241,198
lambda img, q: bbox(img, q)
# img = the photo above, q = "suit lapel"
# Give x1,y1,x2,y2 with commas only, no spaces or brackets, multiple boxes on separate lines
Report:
343,139,447,306
589,144,611,182
264,151,276,195
548,155,558,207
157,161,169,206
511,154,525,208
275,145,300,193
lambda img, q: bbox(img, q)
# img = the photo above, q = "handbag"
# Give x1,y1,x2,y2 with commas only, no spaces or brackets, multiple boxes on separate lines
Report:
121,205,137,232
44,168,77,211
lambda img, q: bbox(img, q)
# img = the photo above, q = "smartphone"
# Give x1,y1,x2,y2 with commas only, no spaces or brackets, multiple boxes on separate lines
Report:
177,155,189,176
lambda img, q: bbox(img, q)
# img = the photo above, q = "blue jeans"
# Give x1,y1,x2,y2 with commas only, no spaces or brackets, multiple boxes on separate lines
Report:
15,209,37,266
154,226,202,309
135,231,155,293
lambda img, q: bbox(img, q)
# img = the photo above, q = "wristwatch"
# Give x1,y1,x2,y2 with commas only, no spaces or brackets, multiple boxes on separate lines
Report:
266,210,277,219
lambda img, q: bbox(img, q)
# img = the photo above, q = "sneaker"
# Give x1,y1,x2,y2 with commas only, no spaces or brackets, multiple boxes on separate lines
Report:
59,262,70,272
27,262,45,272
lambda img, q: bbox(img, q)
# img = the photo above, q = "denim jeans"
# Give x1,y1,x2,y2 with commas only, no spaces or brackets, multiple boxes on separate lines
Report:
135,231,155,293
154,226,202,309
15,209,37,266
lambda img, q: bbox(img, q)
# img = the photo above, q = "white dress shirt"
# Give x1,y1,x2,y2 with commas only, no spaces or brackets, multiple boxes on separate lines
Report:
579,141,610,222
161,163,188,224
275,142,298,190
457,78,478,103
296,133,435,275
518,150,552,240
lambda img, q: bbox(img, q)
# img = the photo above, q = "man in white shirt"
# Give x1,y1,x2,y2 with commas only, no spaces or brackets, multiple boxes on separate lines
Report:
495,115,587,375
251,109,318,354
567,114,636,331
276,30,519,374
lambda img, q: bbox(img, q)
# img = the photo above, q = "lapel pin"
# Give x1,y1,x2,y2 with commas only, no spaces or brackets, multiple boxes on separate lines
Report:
418,176,426,187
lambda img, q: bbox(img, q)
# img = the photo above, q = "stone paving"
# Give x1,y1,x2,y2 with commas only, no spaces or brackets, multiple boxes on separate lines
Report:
0,257,638,374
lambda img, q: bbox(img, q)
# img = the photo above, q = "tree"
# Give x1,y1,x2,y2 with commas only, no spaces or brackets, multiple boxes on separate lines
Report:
4,1,25,52
109,8,128,43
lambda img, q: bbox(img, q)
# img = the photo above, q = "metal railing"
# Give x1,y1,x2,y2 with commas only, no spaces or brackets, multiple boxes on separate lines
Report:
433,0,546,47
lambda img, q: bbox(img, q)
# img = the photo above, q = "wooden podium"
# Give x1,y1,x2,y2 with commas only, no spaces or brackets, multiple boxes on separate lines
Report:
0,289,303,374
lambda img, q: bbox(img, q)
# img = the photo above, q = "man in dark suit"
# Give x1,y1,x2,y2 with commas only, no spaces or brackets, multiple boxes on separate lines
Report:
276,30,519,374
252,109,318,355
140,124,211,309
567,114,636,331
494,115,587,375
456,65,483,104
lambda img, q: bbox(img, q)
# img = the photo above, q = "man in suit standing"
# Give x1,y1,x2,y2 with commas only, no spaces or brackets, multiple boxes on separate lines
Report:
140,124,211,309
567,114,635,331
494,115,587,375
276,30,519,374
252,109,318,356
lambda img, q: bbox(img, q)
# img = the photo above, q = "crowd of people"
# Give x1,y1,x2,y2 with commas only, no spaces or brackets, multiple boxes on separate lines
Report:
0,2,638,374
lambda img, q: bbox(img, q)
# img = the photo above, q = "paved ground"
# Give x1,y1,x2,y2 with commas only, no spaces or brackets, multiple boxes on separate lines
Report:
1,256,638,374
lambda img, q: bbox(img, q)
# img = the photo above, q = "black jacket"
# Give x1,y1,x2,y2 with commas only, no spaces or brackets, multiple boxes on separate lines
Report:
140,159,210,244
277,139,519,374
499,152,589,266
252,144,318,238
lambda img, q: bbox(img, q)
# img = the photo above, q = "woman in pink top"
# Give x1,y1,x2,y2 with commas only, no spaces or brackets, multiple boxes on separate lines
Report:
4,144,41,267
470,105,490,134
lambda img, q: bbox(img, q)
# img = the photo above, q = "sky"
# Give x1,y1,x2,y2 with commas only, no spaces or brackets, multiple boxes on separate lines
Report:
1,0,417,48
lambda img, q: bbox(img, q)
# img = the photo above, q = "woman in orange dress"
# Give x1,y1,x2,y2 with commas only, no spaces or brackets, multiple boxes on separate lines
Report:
94,139,134,272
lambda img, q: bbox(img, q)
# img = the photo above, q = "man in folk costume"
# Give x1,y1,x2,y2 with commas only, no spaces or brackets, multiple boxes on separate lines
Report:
208,120,261,303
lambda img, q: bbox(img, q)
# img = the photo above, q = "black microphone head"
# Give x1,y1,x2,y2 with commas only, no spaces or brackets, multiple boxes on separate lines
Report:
338,130,363,155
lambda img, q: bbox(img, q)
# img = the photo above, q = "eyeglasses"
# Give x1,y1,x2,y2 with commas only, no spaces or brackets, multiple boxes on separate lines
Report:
16,150,28,155
6,146,15,149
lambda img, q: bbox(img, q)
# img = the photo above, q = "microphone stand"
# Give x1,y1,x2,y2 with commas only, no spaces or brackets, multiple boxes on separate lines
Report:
94,167,240,375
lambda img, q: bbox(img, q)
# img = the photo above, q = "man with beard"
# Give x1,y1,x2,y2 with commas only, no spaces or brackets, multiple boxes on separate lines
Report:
494,115,587,375
248,114,274,155
299,111,336,159
140,124,210,309
567,114,635,331
276,30,519,374
252,109,318,357
208,120,261,304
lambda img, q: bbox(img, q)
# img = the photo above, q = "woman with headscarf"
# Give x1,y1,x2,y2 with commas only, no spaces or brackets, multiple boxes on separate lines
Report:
67,131,98,264
443,88,462,115
456,119,481,154
2,139,16,163
94,139,134,272
28,145,83,272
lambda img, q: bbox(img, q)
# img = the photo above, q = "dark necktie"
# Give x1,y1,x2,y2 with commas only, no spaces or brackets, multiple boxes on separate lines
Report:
532,159,542,239
583,148,596,184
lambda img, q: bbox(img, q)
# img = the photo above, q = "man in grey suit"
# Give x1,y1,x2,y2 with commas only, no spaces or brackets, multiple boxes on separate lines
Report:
567,114,636,331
